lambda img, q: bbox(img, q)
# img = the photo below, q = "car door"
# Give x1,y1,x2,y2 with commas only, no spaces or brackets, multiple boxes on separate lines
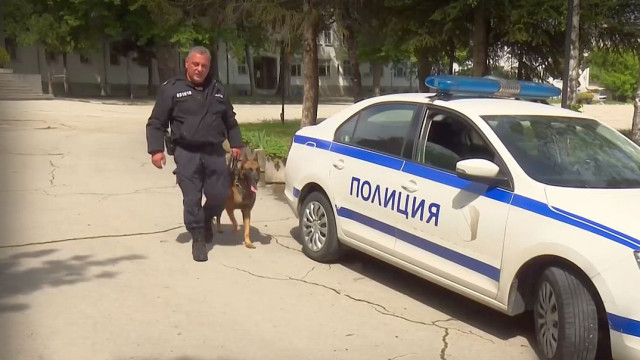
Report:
329,102,424,254
394,107,514,298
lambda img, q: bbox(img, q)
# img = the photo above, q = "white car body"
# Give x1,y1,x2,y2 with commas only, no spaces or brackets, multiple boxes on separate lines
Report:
284,92,640,359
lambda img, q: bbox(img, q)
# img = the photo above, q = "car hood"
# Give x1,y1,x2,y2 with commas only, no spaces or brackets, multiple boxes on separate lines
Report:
544,186,640,248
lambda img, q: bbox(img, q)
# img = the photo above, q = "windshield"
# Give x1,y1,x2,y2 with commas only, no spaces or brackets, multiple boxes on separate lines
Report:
482,115,640,188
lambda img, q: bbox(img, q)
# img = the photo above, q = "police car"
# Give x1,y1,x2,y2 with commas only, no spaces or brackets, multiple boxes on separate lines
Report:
284,75,640,360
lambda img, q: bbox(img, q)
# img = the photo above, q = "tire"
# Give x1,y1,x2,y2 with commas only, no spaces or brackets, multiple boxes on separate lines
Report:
533,267,599,360
299,192,343,263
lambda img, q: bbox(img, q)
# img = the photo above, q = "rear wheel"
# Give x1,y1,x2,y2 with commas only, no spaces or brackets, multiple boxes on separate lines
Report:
533,267,599,360
299,192,342,263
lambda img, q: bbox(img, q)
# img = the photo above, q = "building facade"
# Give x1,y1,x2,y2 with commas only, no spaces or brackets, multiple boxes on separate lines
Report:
4,29,420,98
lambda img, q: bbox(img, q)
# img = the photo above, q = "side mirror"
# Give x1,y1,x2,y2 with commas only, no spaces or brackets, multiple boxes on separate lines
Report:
456,159,508,185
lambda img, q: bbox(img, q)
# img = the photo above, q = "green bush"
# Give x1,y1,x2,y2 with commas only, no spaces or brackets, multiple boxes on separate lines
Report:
577,91,594,104
0,47,10,68
587,49,639,102
239,121,300,160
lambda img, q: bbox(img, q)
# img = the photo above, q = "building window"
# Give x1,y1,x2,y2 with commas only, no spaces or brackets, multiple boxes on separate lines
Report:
80,55,91,64
317,30,333,46
393,66,405,78
319,60,331,77
291,63,302,77
341,60,352,77
238,63,247,75
323,30,332,46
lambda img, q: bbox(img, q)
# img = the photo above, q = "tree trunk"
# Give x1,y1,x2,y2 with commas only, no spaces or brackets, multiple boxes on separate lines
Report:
472,4,489,77
631,50,640,145
301,0,320,128
415,47,433,92
46,59,53,96
517,47,525,80
126,52,133,100
209,43,219,81
562,0,580,109
276,43,285,96
147,60,153,96
245,44,255,96
62,53,69,95
448,39,455,75
155,44,178,84
284,53,292,97
101,39,109,96
371,62,383,96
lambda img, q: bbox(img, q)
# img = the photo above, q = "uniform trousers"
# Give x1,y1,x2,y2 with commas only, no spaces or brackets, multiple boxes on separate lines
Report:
173,143,230,233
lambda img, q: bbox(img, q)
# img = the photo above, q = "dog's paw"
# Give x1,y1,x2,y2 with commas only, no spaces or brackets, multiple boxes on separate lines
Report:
244,242,256,249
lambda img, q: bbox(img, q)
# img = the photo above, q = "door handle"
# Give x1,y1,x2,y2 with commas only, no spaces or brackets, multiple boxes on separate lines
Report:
401,180,418,193
333,159,345,170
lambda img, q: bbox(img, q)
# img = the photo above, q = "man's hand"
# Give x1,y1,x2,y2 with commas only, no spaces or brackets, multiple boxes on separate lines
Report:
151,152,166,169
231,147,242,160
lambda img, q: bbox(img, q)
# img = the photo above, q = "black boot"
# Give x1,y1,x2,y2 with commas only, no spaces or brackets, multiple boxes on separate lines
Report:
204,217,213,244
191,229,208,262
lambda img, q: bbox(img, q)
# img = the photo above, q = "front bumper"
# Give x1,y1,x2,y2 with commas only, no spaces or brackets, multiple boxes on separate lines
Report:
610,328,640,360
284,185,299,219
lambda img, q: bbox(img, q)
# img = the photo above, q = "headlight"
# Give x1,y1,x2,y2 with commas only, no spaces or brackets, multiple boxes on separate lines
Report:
635,251,640,270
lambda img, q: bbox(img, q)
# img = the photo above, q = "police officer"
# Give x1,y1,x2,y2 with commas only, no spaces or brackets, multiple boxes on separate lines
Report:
146,45,243,262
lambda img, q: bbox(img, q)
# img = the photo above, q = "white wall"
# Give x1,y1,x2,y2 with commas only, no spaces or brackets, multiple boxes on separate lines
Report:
9,30,420,96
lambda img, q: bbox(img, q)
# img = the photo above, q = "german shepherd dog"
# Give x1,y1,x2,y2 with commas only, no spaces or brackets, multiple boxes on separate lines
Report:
215,152,261,248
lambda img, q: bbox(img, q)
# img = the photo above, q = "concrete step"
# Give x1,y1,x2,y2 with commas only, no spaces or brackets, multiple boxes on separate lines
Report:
0,93,54,100
0,87,41,92
0,72,50,100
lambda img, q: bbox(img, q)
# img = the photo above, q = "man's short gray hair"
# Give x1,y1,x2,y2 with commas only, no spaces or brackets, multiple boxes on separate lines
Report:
187,46,211,59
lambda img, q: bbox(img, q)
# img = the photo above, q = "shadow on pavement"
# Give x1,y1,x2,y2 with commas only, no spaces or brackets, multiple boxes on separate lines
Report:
175,226,272,248
0,248,146,314
287,224,534,346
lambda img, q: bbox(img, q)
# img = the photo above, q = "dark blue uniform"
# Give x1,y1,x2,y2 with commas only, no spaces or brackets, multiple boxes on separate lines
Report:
146,73,243,261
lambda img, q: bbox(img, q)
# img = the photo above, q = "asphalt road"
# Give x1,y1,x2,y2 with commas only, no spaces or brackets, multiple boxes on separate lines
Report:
1,99,632,360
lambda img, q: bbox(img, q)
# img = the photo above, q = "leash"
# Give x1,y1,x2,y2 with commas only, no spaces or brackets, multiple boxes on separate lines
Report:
228,154,241,187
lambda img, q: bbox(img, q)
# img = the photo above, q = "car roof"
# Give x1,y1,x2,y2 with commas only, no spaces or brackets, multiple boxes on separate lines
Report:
360,93,593,119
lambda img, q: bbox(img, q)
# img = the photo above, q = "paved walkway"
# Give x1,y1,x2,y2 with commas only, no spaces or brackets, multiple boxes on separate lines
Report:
0,99,544,359
4,98,633,128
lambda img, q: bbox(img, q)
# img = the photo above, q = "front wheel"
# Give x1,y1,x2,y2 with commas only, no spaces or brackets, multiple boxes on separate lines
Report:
533,267,599,360
299,192,343,263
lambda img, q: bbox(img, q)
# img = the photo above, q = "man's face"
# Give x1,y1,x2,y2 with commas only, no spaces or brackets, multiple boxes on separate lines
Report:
185,52,211,85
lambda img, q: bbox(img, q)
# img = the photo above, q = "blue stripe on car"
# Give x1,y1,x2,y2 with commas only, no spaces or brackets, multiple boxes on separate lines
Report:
402,161,514,204
292,134,640,251
608,313,640,337
551,206,640,248
331,142,405,171
337,207,501,282
293,187,301,198
293,134,332,150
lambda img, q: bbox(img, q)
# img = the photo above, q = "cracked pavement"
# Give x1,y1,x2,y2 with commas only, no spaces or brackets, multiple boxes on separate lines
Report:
0,100,541,360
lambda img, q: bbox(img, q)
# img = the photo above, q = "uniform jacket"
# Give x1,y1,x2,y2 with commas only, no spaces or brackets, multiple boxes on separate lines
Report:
146,73,243,154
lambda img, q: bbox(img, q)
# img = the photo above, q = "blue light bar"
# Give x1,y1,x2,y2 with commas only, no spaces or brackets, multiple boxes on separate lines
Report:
425,75,561,100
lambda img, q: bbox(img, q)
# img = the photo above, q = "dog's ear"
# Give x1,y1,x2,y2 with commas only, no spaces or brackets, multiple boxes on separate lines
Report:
242,150,249,162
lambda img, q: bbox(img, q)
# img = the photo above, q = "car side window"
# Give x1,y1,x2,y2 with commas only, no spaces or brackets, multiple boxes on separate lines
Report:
419,110,496,172
334,103,420,158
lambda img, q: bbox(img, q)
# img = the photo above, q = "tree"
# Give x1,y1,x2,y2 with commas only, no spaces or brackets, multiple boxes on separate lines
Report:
588,49,639,101
301,0,321,128
334,0,364,102
584,0,639,142
562,0,580,109
2,0,101,95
